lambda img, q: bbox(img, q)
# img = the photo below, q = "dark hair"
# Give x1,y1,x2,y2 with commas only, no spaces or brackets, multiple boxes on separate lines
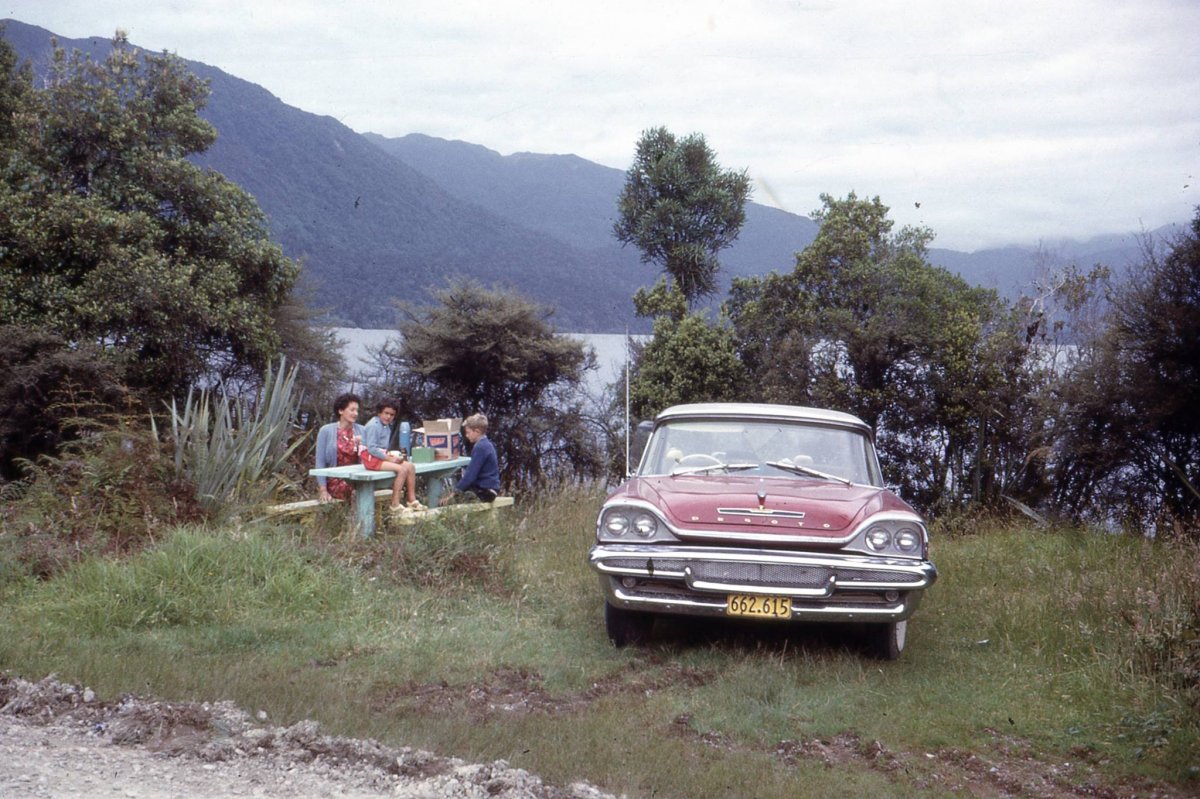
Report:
375,398,398,414
332,392,361,417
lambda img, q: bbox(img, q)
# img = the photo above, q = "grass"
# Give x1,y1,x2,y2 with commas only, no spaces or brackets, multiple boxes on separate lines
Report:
1,485,1197,797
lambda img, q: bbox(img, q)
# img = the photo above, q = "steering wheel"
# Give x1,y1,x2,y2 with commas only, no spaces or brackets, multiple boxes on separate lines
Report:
677,453,723,467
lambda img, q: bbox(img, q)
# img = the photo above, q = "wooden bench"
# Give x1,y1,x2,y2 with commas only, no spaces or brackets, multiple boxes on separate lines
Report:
390,495,514,525
306,457,471,537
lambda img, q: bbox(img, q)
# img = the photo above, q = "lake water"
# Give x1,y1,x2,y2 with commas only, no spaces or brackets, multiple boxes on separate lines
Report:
333,328,644,398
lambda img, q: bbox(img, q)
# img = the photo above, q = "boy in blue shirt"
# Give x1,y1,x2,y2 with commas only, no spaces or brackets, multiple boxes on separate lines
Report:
452,413,500,503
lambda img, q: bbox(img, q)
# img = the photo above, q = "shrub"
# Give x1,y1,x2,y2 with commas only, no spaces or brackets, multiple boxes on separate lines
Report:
0,325,128,480
158,360,304,516
0,423,205,581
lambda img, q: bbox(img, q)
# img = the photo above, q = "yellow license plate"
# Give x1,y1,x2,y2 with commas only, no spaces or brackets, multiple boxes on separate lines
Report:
726,594,791,619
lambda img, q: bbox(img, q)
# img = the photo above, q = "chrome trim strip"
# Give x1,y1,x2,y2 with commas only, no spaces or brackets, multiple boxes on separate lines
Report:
590,544,937,586
608,584,915,621
716,507,807,518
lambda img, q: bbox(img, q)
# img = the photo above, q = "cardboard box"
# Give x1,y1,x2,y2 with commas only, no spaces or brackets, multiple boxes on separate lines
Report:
420,418,462,460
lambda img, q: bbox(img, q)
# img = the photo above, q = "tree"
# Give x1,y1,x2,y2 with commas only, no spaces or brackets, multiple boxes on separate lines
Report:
366,280,601,488
613,127,750,307
629,312,748,421
0,325,129,479
728,193,1039,512
1051,211,1200,535
0,33,301,400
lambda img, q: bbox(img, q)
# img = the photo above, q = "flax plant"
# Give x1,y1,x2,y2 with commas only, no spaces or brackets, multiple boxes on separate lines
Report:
156,360,304,515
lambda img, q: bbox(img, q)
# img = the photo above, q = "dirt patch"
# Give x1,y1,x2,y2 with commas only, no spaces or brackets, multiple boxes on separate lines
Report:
0,673,617,799
771,727,1187,798
378,661,714,721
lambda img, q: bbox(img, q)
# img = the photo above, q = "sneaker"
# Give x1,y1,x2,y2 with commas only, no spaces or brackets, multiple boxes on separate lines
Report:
406,500,428,511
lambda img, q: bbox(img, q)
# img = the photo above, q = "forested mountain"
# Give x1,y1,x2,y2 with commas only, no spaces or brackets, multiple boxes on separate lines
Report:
2,20,1172,331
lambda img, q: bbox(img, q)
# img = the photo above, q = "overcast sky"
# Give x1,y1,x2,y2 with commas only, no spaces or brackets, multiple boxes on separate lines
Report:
5,0,1199,251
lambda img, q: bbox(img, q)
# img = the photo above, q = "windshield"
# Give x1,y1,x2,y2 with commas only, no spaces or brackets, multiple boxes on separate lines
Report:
638,418,882,486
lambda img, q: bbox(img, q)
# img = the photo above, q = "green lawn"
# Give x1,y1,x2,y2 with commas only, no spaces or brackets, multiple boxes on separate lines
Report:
1,485,1196,798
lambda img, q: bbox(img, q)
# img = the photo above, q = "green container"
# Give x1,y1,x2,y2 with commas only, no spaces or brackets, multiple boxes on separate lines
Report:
411,446,435,463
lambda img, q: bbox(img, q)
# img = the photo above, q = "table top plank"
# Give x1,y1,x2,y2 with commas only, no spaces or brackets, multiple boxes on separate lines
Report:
310,457,470,481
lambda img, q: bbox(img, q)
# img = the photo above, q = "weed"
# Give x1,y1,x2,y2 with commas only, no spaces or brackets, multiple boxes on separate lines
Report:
366,511,519,595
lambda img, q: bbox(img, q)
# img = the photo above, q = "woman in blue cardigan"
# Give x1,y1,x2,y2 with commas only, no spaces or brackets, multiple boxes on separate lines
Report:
315,392,366,502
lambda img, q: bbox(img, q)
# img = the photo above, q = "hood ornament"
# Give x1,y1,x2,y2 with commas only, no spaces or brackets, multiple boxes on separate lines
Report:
757,480,767,510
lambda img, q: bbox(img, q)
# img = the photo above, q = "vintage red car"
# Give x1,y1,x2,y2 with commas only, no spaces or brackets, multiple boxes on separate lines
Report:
589,403,937,659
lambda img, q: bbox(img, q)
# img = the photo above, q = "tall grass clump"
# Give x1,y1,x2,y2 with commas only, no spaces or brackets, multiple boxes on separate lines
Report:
11,526,360,638
158,359,303,516
932,522,1200,773
347,507,521,598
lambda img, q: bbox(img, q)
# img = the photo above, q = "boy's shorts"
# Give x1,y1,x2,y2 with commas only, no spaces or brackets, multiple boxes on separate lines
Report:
469,488,499,503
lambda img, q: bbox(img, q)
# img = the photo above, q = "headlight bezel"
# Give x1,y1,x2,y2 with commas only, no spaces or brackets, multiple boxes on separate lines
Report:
596,503,677,543
846,515,928,559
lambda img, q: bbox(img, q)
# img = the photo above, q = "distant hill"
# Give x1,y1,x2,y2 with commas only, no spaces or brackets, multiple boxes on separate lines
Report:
364,132,822,286
3,19,1179,332
2,21,645,331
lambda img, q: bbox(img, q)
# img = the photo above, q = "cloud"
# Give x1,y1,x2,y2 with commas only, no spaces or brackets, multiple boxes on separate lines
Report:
6,0,1198,250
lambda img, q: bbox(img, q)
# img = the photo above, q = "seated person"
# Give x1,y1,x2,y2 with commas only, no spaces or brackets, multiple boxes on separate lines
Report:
315,393,366,502
445,413,500,503
360,399,425,511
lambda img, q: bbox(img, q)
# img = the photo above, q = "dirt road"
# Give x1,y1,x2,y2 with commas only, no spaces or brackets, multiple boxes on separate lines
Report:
0,674,616,799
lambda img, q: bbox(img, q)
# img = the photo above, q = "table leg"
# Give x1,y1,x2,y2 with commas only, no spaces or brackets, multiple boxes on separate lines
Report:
425,473,451,508
353,481,377,538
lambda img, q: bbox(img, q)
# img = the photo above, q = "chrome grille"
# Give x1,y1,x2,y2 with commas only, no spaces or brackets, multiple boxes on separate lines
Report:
605,558,688,573
839,570,915,583
692,562,832,588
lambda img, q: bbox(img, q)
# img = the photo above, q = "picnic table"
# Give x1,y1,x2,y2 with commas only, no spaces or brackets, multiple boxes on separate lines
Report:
309,456,470,537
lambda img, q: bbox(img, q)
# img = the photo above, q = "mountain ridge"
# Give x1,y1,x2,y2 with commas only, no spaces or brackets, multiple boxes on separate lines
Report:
2,19,1179,332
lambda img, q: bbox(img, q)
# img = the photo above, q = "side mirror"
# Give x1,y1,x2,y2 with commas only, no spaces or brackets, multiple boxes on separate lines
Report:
627,420,654,477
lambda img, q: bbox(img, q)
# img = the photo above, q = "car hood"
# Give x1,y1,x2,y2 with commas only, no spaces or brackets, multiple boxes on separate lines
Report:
612,475,907,540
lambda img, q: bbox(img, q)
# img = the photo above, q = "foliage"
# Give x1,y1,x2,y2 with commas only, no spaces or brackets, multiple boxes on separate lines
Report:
613,126,751,306
268,289,349,429
728,193,1041,512
0,33,300,400
0,423,204,581
1049,210,1200,535
157,360,304,516
0,324,129,479
365,279,602,488
629,311,748,421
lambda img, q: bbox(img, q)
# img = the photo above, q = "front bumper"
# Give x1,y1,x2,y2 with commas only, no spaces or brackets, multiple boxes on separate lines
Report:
589,543,938,622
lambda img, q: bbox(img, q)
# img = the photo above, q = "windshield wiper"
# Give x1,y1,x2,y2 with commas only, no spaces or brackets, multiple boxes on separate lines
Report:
765,460,853,486
670,462,758,476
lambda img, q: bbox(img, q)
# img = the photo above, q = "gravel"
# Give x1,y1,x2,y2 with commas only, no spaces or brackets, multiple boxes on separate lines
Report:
0,674,620,799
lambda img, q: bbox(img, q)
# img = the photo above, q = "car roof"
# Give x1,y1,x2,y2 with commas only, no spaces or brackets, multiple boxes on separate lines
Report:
655,403,872,433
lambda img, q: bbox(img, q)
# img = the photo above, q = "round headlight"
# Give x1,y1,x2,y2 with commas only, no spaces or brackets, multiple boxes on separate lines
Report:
632,512,658,538
604,512,630,536
895,529,920,552
865,527,891,551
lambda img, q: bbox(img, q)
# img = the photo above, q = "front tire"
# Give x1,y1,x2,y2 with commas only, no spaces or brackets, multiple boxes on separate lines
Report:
605,602,654,647
870,620,907,660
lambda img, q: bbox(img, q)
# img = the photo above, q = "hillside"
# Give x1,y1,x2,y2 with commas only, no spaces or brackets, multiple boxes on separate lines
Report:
2,20,1175,331
2,21,644,331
